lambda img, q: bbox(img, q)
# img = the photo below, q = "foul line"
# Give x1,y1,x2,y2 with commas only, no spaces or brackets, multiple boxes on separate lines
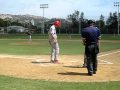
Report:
98,50,120,57
98,60,113,64
70,50,120,65
98,50,120,64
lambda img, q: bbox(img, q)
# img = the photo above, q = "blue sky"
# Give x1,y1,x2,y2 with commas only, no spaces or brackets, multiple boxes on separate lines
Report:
0,0,119,19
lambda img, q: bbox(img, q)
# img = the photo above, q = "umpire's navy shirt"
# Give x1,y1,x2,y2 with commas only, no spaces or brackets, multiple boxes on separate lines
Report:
82,26,100,45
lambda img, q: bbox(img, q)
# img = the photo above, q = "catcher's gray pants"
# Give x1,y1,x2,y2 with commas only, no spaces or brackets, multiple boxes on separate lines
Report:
49,41,59,61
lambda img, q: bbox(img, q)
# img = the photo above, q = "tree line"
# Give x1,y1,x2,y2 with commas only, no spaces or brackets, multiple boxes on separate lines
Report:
66,10,119,34
0,11,119,34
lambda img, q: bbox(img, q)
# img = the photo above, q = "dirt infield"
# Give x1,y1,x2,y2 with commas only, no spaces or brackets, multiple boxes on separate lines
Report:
0,50,120,82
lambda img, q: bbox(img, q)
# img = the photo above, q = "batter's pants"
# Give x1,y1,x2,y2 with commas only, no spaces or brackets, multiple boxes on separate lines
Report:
49,41,59,61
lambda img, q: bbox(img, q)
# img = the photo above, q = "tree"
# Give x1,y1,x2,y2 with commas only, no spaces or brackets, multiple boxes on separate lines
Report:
80,12,88,28
96,14,105,34
0,18,5,27
67,10,80,34
106,12,117,34
11,20,23,26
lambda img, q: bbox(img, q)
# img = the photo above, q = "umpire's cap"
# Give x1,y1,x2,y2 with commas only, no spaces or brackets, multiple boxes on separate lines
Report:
87,20,95,25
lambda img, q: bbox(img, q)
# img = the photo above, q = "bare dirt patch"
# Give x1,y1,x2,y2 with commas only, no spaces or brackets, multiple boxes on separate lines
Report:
0,50,120,82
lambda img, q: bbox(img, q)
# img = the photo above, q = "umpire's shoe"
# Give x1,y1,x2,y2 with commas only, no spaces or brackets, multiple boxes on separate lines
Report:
93,71,96,74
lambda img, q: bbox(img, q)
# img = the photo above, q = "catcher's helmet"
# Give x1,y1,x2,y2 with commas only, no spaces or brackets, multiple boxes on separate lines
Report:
54,20,61,27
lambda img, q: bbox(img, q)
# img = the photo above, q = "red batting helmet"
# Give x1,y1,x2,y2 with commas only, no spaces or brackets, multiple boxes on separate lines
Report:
54,20,61,27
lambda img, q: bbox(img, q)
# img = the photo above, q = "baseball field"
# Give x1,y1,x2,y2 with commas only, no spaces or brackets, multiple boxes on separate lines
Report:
0,34,120,90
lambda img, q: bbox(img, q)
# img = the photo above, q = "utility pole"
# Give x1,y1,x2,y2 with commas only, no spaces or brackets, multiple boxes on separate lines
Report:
40,4,48,34
114,2,120,35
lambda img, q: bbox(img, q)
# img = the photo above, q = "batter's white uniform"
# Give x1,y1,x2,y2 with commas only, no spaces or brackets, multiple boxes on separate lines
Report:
48,25,59,61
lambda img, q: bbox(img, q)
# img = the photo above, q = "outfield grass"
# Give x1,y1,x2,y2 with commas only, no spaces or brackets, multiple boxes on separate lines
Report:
0,34,119,40
101,34,120,40
0,75,119,90
0,39,119,55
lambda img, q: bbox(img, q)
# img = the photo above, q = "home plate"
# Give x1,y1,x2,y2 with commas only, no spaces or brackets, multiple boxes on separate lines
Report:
34,59,43,63
35,59,42,63
32,59,45,63
40,64,57,67
32,59,57,66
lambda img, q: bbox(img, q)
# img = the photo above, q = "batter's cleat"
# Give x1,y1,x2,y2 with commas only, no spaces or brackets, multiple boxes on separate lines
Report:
50,60,54,63
54,60,59,63
54,60,63,64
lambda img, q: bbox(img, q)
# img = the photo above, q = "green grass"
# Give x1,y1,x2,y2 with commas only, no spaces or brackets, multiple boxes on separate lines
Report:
0,35,119,90
0,39,119,55
100,42,120,52
0,39,50,55
0,34,48,39
0,75,119,90
0,34,119,40
101,34,120,40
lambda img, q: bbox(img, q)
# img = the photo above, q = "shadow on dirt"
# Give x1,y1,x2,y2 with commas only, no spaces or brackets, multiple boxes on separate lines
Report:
63,65,86,68
58,72,88,76
31,61,51,64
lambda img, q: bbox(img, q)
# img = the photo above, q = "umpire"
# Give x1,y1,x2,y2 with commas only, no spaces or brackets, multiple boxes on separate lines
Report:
81,20,101,76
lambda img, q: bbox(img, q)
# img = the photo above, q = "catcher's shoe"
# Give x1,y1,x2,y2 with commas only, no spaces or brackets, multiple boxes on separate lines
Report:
82,64,87,68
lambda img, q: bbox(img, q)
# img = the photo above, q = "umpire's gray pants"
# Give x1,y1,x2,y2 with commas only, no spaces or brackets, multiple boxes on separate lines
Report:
85,44,98,74
49,41,59,61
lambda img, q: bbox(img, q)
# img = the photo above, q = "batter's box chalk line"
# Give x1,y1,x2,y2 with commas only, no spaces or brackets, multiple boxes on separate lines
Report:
98,60,113,64
98,50,120,57
69,59,113,65
97,50,120,64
